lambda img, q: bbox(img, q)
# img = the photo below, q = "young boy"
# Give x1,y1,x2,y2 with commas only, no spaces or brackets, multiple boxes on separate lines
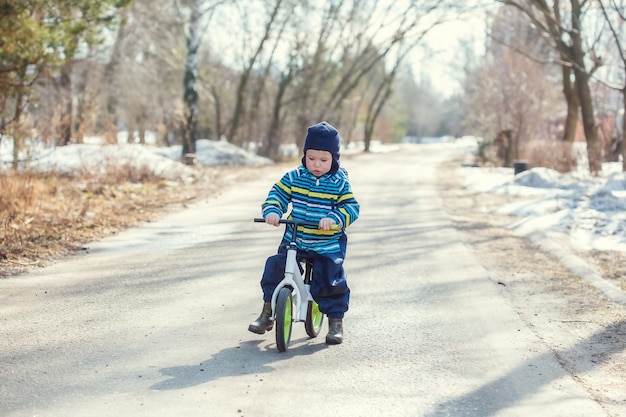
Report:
248,121,360,345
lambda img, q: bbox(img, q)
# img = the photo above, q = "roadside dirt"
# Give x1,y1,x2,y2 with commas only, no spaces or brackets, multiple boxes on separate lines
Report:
437,159,626,416
0,164,281,278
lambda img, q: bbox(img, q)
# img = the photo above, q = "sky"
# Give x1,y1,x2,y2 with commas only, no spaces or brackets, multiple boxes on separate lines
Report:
211,1,489,99
2,136,625,255
416,12,487,97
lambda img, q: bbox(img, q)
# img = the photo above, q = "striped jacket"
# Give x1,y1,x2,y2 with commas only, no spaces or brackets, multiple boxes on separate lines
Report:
262,165,360,254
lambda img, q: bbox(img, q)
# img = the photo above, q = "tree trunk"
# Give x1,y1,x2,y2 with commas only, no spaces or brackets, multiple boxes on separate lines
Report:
569,27,601,174
561,65,579,142
58,62,73,146
574,71,601,174
363,125,372,152
138,116,146,145
182,1,200,159
103,7,129,145
261,61,294,160
567,0,601,174
363,77,393,153
210,84,223,139
504,129,514,167
622,88,626,172
10,97,25,170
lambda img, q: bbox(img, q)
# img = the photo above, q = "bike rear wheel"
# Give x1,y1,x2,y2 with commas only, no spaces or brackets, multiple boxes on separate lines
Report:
275,287,293,352
305,300,324,338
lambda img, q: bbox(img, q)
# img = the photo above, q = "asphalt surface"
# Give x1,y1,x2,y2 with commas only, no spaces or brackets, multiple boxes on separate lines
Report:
0,144,610,416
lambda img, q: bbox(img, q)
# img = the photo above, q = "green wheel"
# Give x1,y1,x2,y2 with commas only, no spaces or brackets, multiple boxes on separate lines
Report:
275,287,293,352
305,300,324,338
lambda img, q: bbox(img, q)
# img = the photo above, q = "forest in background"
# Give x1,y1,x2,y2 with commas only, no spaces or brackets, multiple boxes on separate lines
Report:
1,0,625,174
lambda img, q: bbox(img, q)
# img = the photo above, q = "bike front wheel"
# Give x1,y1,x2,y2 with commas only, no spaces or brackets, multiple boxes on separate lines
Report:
275,287,293,352
305,300,324,338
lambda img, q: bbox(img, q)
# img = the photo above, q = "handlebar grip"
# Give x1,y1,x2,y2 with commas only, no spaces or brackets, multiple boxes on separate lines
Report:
253,218,341,230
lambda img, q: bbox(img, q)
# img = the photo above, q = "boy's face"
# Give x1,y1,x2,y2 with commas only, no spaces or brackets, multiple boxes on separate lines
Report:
305,149,333,177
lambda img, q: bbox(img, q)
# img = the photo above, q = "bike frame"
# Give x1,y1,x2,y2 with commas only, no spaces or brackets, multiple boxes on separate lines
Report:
269,240,312,323
254,217,340,329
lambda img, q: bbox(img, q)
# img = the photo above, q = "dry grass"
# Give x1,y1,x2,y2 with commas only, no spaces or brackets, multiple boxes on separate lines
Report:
577,250,626,291
0,165,223,277
521,139,578,173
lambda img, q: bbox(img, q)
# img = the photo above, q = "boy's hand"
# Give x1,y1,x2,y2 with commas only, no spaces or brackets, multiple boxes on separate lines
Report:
265,213,280,227
318,217,335,231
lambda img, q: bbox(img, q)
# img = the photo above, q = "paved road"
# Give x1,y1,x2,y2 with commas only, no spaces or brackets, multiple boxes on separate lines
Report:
0,144,608,416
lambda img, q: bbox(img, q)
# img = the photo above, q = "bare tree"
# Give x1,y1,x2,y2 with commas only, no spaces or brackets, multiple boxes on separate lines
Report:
226,0,285,147
258,42,297,160
463,44,559,167
48,1,132,146
278,1,456,152
360,2,445,151
472,7,563,166
598,0,626,171
499,0,606,174
178,0,226,159
489,4,579,144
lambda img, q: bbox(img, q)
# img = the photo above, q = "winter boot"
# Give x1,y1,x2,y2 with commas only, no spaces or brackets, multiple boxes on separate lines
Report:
248,302,274,334
325,318,343,345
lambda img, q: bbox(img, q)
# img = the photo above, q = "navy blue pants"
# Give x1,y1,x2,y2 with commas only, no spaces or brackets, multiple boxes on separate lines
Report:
260,240,350,319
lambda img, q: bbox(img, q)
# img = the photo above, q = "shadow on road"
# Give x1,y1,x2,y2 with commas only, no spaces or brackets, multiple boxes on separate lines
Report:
150,337,328,390
424,319,626,416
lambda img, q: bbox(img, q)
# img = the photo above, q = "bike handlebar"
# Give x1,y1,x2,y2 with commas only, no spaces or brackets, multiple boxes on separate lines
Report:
253,217,341,231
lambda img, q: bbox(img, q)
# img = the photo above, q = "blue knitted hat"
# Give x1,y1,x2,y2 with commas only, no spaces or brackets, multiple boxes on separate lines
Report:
302,121,340,174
